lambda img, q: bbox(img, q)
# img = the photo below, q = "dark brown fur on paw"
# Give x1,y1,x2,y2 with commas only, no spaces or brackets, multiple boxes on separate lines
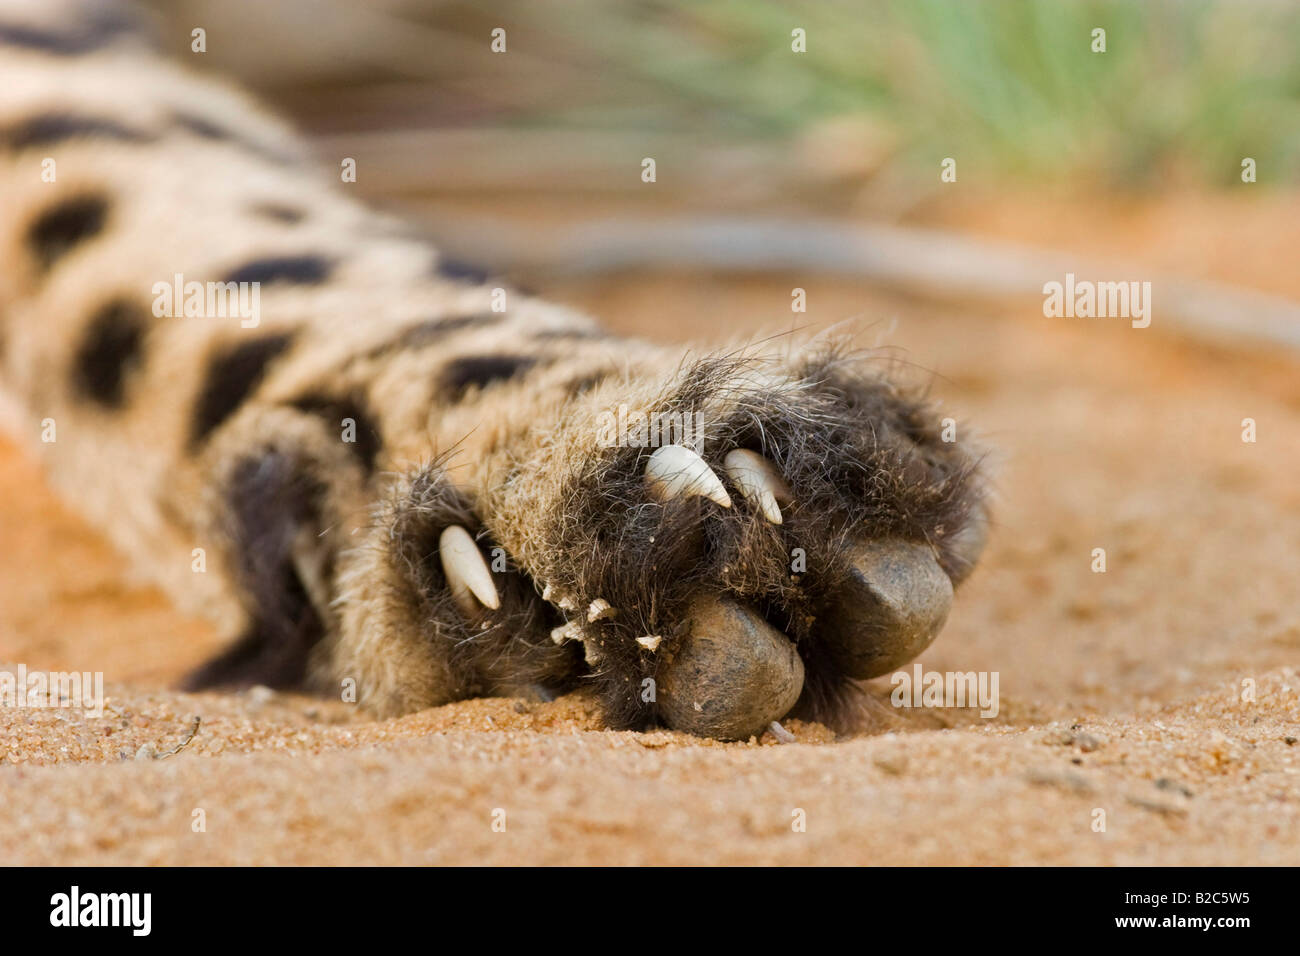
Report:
478,345,989,737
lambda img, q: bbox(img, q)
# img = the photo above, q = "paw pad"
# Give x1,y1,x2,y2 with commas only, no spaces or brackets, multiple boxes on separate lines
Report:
659,596,805,740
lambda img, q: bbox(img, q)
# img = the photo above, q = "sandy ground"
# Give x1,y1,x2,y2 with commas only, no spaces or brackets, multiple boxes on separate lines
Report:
2,195,1299,865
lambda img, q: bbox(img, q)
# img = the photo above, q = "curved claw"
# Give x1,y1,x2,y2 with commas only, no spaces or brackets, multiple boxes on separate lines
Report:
658,596,804,740
438,525,500,614
820,538,953,679
723,449,792,524
645,445,732,508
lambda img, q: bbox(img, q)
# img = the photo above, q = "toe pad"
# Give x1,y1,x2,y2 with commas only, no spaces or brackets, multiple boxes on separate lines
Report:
659,597,804,740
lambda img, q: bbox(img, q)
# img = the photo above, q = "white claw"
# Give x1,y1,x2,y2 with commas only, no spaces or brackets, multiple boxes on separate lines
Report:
550,621,583,645
439,525,500,614
723,449,792,524
645,445,732,508
587,599,617,622
542,583,577,611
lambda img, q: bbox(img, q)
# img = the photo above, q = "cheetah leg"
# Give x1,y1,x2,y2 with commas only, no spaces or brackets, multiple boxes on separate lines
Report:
180,405,370,692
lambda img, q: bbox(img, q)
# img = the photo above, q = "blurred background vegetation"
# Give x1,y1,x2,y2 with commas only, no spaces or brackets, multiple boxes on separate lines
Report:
147,0,1299,215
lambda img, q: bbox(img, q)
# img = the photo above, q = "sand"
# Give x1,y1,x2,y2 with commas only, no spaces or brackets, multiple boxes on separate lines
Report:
2,194,1299,865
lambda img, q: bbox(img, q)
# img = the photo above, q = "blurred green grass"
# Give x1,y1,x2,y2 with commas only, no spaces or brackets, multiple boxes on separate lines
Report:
158,0,1300,193
506,0,1300,188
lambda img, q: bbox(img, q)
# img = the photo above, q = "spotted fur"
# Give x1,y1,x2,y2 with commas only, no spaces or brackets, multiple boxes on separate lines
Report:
0,0,989,735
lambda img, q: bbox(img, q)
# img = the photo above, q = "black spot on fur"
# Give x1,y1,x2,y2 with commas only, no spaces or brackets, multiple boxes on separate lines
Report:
182,451,326,691
27,194,109,271
440,354,540,399
0,8,141,56
562,369,612,398
72,299,147,407
3,114,152,150
434,256,492,284
362,314,502,361
250,202,305,225
172,112,229,142
171,112,298,165
189,333,295,447
220,255,332,286
290,392,383,472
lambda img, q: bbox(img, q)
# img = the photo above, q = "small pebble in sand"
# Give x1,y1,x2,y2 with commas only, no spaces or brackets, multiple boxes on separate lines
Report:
1044,728,1106,752
874,754,909,776
1073,732,1105,752
1155,777,1194,797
